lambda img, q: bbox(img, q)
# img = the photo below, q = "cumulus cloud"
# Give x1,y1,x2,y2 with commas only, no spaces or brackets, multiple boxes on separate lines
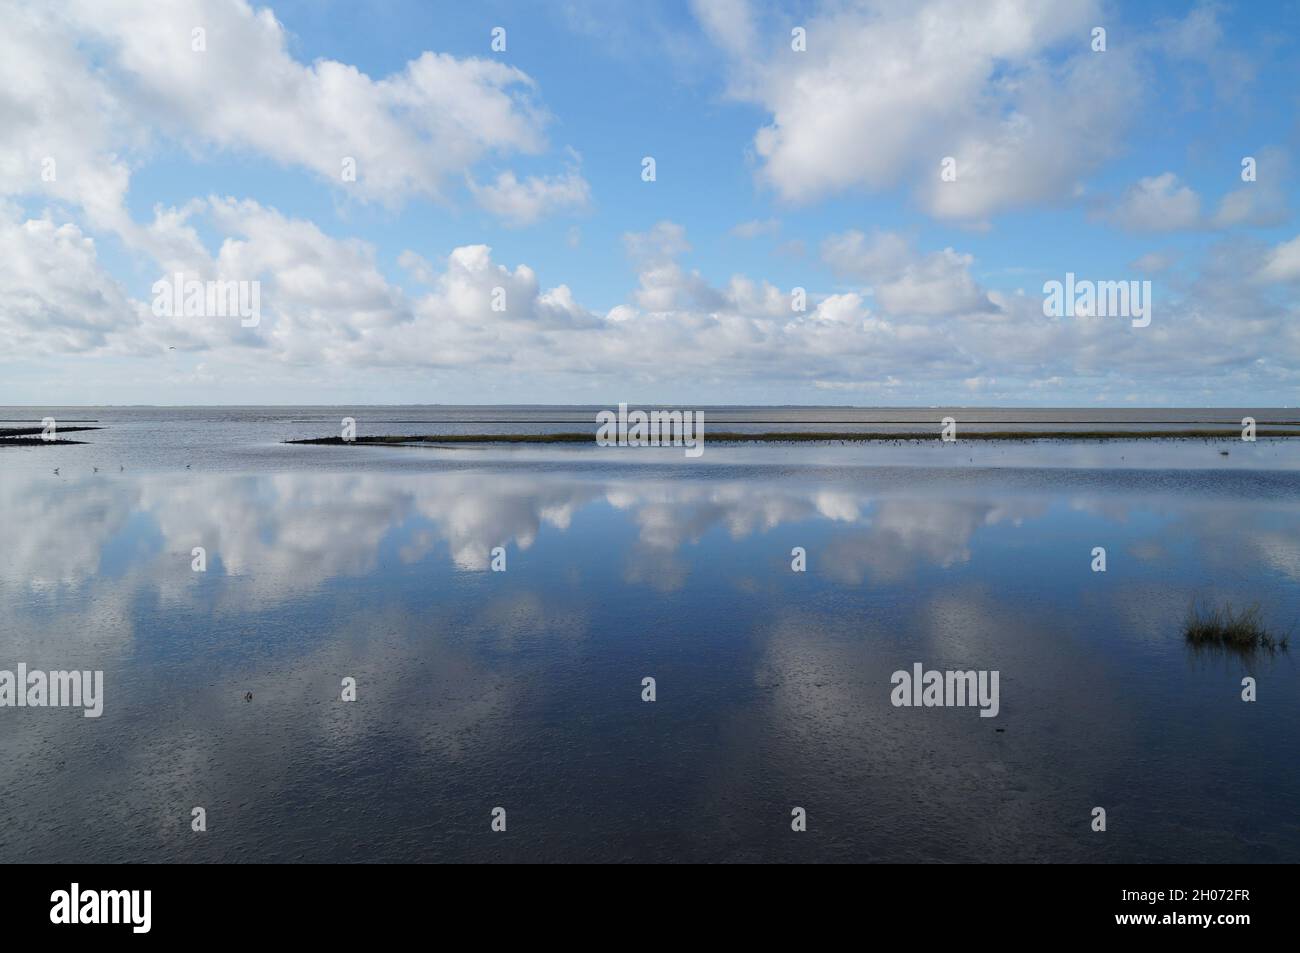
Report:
0,0,584,228
623,222,728,312
1130,251,1176,274
67,0,552,205
5,203,1299,401
624,221,692,263
697,0,1259,226
1104,156,1291,232
1211,148,1292,228
730,218,781,239
468,169,591,227
696,0,1132,219
821,230,996,316
0,3,136,230
1257,234,1300,284
1,0,1296,405
0,211,144,353
1105,173,1203,232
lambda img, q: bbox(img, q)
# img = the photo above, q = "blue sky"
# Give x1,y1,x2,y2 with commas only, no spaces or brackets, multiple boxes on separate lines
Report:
2,0,1299,405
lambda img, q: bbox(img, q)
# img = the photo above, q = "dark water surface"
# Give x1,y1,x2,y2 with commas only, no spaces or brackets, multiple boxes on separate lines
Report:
1,408,1298,862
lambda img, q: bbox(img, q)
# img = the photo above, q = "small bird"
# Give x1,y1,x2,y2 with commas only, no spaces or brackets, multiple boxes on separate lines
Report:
52,468,59,475
185,463,191,469
119,465,124,472
93,467,98,473
243,691,253,702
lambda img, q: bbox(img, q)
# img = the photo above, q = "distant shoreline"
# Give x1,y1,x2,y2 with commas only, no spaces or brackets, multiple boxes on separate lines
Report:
286,429,1300,446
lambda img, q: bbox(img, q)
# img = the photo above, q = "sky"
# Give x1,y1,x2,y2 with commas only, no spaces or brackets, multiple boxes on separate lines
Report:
1,0,1299,406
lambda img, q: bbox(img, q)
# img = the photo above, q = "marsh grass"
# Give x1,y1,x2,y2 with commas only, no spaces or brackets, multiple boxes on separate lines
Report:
0,438,88,445
1184,600,1290,654
0,426,100,437
0,426,100,447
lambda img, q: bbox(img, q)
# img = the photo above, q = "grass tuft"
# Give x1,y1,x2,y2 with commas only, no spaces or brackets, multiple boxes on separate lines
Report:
1184,600,1290,653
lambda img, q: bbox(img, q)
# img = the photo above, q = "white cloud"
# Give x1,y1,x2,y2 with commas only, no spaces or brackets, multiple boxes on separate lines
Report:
701,0,1132,220
1211,148,1291,228
0,4,135,230
1257,234,1300,283
924,51,1131,222
821,230,995,316
468,169,591,227
1105,173,1203,232
4,199,1299,402
730,218,780,239
1130,252,1175,273
691,0,760,65
7,204,1298,401
0,211,143,354
0,0,580,228
65,0,550,206
1105,161,1291,233
624,221,692,263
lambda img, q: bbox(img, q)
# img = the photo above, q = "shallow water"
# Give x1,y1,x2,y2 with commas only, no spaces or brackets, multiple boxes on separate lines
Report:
1,408,1297,862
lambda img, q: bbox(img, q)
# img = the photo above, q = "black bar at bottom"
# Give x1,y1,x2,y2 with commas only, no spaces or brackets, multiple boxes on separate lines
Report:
0,863,1288,939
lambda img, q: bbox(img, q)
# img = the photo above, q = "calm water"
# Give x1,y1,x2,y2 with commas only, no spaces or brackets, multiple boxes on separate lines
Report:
1,407,1298,862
